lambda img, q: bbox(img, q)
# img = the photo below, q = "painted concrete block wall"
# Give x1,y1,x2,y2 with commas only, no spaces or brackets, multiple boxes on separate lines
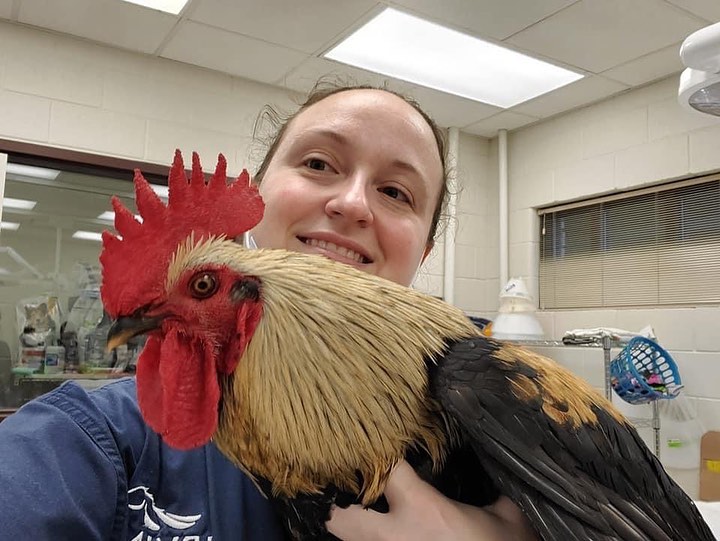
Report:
507,76,720,497
414,132,499,305
452,132,499,316
0,21,297,174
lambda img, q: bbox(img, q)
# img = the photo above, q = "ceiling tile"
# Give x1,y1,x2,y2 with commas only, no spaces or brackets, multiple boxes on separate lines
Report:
18,0,178,54
463,111,539,138
601,42,684,86
511,75,628,118
188,0,377,54
665,0,720,22
161,21,309,84
387,0,578,41
0,0,13,19
506,0,707,73
403,85,501,129
279,56,416,95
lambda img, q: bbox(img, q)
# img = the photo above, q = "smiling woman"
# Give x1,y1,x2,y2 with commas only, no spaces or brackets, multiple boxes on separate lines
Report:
251,85,447,287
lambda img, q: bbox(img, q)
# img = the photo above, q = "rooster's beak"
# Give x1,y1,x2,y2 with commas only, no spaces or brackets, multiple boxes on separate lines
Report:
106,315,163,351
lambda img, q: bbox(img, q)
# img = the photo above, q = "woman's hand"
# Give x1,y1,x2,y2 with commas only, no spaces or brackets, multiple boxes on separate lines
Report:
326,460,538,541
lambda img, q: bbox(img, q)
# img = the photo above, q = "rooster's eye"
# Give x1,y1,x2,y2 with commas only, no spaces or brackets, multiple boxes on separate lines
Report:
189,272,218,299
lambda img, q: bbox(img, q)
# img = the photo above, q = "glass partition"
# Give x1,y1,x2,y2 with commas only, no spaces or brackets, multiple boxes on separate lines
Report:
0,158,148,408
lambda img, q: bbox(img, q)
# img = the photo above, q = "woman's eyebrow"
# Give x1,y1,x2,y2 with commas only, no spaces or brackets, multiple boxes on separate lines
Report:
293,128,350,147
390,159,422,178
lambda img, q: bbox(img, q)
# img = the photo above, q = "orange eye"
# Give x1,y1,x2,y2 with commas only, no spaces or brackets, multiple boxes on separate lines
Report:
189,272,218,299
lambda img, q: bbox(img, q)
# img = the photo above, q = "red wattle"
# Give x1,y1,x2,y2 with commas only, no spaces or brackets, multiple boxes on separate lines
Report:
136,329,220,449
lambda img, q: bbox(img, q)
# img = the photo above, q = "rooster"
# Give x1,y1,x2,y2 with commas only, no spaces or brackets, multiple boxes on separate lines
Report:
101,151,715,541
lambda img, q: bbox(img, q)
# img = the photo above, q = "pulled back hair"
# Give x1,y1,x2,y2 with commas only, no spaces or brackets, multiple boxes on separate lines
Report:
252,79,449,245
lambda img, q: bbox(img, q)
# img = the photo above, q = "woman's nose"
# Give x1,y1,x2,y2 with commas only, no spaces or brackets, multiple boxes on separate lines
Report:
325,177,374,226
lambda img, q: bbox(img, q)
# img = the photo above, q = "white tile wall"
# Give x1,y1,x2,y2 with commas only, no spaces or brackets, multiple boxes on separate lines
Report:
581,106,647,159
693,309,720,352
145,121,252,174
0,20,296,166
689,124,720,174
553,154,616,201
614,133,689,189
648,97,720,141
50,102,147,158
0,90,51,141
508,168,554,210
509,208,538,244
454,277,487,312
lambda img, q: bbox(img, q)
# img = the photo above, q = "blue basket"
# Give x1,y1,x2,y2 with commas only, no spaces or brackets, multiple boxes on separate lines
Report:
610,336,683,405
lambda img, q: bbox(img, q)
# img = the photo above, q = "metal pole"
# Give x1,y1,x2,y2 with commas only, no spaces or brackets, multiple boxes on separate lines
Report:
602,335,612,400
443,127,459,305
652,400,661,458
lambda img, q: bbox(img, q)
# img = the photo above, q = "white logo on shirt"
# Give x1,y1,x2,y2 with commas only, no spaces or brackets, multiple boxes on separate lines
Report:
128,485,203,534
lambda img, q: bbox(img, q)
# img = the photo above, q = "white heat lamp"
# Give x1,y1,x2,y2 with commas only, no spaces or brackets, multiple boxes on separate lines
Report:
678,21,720,116
491,277,545,341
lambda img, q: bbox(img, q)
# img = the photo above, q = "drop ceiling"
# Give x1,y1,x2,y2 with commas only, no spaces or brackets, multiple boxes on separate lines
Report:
0,0,718,137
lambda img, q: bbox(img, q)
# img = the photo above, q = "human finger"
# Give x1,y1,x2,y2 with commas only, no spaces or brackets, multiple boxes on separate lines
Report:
326,504,383,540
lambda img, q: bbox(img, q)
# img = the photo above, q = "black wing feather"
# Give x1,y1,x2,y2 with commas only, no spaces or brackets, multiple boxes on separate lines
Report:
431,336,715,541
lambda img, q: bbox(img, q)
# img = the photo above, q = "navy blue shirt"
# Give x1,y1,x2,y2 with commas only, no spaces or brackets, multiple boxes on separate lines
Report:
0,378,287,540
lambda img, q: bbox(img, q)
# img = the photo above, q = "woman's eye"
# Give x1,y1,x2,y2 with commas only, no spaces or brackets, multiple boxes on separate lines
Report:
189,272,218,299
305,158,329,171
380,186,411,203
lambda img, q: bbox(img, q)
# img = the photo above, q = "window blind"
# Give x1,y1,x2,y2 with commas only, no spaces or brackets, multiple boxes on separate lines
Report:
539,175,720,309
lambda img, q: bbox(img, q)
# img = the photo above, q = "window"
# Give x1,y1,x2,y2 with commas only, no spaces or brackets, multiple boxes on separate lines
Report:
0,145,169,410
539,174,720,309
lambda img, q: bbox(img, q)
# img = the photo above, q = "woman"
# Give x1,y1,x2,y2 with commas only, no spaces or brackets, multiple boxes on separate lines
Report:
0,82,536,541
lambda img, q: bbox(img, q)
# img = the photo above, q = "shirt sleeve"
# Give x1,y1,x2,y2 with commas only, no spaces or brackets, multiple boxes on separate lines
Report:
0,384,128,540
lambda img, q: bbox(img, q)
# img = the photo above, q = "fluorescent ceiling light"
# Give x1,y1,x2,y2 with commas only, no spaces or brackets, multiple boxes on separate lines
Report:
73,231,103,242
150,184,169,199
324,8,584,108
119,0,189,15
3,197,37,210
0,221,20,231
6,163,60,180
98,211,142,222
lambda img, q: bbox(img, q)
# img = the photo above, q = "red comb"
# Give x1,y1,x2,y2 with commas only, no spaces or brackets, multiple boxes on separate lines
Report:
100,150,264,317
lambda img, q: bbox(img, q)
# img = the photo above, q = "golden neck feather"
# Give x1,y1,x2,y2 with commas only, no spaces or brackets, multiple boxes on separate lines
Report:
187,243,479,503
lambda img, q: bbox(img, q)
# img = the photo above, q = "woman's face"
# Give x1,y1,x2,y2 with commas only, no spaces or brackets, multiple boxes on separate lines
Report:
251,89,444,287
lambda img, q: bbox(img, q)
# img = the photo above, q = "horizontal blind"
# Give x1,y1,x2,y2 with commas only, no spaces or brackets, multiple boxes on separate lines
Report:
539,176,720,309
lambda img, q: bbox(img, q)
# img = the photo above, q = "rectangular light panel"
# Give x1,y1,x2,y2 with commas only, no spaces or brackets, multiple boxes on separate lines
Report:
3,197,37,210
0,221,20,231
325,8,584,108
98,211,142,222
6,163,60,180
73,231,104,242
119,0,189,15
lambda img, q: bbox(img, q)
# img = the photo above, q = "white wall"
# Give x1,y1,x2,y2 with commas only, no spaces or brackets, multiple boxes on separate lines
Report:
414,132,499,312
505,76,720,497
0,20,298,172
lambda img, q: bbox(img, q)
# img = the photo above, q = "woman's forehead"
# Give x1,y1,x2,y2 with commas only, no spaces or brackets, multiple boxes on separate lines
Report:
292,89,430,134
284,89,443,174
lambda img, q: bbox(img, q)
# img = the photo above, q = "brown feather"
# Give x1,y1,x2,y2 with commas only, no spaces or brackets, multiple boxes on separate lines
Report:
493,344,626,428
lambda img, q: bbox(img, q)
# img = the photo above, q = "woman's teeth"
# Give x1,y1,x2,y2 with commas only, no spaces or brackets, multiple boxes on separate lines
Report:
304,238,368,264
